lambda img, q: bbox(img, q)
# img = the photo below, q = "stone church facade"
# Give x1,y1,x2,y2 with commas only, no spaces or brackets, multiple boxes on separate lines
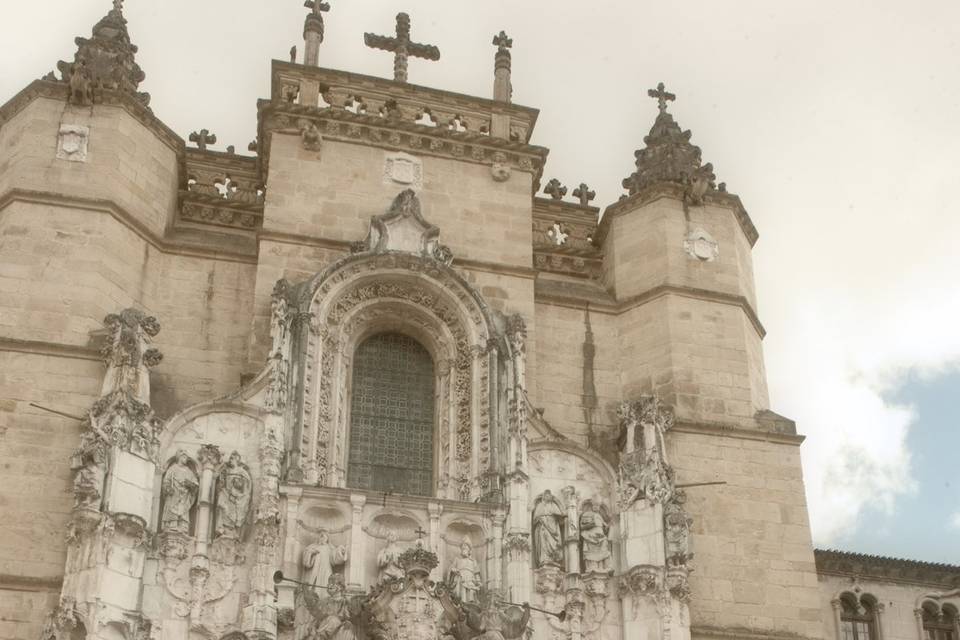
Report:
0,4,957,640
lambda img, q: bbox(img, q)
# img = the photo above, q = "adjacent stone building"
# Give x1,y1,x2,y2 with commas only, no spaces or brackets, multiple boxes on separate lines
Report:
0,4,956,640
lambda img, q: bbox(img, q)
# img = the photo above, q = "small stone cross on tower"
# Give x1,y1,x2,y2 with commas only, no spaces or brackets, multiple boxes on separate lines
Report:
364,12,440,83
112,0,123,13
189,129,217,151
544,178,567,200
648,82,676,114
414,526,427,540
493,30,513,52
573,183,596,207
304,0,330,14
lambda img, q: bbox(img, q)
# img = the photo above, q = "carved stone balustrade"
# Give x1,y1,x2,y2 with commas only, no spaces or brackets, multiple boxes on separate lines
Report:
532,197,603,280
255,62,547,184
178,148,265,232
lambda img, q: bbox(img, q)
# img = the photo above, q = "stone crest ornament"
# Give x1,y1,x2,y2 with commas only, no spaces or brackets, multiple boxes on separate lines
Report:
622,82,721,210
490,151,511,182
56,124,90,162
353,189,453,263
301,122,323,153
684,228,719,261
383,151,423,189
617,396,676,509
55,3,150,107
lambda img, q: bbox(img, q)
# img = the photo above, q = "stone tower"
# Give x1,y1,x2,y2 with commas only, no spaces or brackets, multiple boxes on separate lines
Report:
0,5,824,640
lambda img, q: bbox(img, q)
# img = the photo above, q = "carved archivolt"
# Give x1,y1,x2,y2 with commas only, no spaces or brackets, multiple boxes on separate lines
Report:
284,250,508,502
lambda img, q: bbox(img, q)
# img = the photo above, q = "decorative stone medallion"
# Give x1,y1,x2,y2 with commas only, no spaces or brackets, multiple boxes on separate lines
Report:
383,151,423,189
57,124,89,162
683,228,719,262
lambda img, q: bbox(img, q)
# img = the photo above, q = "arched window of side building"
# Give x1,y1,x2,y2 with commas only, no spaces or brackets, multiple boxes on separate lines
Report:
346,332,435,496
922,604,958,640
839,593,877,640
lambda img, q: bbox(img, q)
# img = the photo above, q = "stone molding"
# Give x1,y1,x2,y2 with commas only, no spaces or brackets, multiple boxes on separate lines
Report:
533,280,767,339
691,626,822,640
671,419,805,445
0,80,182,154
596,182,759,248
0,336,101,361
0,189,258,264
815,549,960,588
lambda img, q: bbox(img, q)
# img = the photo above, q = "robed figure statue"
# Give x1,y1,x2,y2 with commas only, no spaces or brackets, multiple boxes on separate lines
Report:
531,490,564,568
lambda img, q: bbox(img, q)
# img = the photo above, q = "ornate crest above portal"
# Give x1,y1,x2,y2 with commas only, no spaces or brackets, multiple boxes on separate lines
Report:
351,189,453,265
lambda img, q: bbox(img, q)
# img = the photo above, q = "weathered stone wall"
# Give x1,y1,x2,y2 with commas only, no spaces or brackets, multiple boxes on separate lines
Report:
668,430,823,640
0,96,258,639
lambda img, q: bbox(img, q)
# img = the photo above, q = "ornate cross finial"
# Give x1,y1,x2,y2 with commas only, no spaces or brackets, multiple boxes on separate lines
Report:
304,0,330,15
648,82,676,114
364,12,441,83
573,183,596,207
112,0,123,13
493,30,513,51
414,526,427,540
188,129,217,151
544,178,567,200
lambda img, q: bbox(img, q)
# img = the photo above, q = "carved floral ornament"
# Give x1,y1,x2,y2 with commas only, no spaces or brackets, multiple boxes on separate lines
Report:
267,190,528,502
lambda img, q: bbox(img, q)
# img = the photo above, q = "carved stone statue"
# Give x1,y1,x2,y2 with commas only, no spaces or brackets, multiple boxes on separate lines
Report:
214,451,252,540
456,591,531,640
71,431,107,511
301,579,357,640
303,531,348,593
447,540,481,603
579,500,611,573
531,490,564,568
377,530,406,583
161,451,199,534
664,490,693,566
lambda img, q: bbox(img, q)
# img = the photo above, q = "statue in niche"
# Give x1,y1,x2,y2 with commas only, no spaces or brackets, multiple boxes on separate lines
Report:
214,451,253,540
579,500,612,573
664,490,693,566
71,431,107,511
531,490,564,568
301,577,357,640
376,530,406,583
161,451,199,534
303,531,348,594
447,539,481,603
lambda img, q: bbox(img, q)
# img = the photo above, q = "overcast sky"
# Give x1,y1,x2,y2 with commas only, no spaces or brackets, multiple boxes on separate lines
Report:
3,0,959,563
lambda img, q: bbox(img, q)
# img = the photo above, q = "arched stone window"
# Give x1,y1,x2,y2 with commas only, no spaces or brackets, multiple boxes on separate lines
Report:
839,593,877,640
922,604,958,640
346,332,436,496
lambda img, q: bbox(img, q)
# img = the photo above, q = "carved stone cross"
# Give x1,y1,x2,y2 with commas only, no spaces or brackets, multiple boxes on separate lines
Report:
544,178,567,200
573,183,596,207
304,0,330,15
113,0,123,12
493,30,513,51
188,129,217,151
648,82,676,114
364,12,440,83
414,526,427,540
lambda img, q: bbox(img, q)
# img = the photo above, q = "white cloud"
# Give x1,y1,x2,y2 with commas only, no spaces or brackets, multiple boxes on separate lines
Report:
950,513,960,531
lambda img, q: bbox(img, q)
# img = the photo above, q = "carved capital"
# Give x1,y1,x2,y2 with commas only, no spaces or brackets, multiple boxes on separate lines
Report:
197,444,223,470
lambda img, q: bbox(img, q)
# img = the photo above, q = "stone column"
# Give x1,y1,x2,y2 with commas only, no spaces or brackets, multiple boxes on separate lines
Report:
277,487,303,612
491,31,512,139
562,486,581,575
874,602,886,640
428,502,443,583
914,608,925,640
303,11,324,67
830,599,843,640
490,508,506,593
348,494,367,591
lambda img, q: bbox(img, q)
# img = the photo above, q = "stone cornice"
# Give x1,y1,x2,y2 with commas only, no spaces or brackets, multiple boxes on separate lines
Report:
280,484,492,517
596,182,759,248
0,80,183,155
671,419,805,446
534,280,766,339
691,626,817,640
0,336,100,362
255,100,549,189
532,197,601,226
257,229,537,280
815,549,960,588
0,189,257,264
0,573,63,592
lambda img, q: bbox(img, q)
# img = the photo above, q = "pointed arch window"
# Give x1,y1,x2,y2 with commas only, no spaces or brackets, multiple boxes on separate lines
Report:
346,332,435,496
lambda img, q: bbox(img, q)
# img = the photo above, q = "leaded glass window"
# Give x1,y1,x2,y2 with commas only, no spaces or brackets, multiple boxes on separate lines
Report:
347,332,435,496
